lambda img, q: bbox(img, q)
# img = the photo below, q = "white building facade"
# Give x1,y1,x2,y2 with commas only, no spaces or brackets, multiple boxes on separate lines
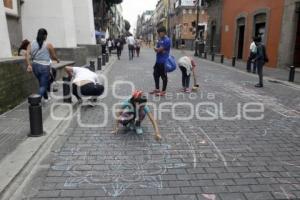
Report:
0,0,96,58
0,0,12,58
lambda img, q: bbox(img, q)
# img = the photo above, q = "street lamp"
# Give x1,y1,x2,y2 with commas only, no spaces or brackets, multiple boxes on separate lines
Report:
193,0,200,56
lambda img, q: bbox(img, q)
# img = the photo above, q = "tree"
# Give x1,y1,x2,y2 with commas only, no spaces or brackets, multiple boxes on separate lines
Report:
124,20,131,31
105,0,123,6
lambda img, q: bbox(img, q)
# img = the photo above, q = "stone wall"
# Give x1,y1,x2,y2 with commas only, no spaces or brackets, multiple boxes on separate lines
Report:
278,0,300,68
55,47,88,66
0,57,38,114
78,44,101,58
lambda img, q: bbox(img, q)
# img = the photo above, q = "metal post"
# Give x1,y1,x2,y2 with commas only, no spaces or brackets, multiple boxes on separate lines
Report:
211,54,215,61
289,66,295,82
89,61,95,72
28,94,44,137
221,55,224,63
102,54,106,66
204,52,207,59
232,56,236,67
63,76,72,103
97,56,102,70
105,53,109,63
194,1,200,56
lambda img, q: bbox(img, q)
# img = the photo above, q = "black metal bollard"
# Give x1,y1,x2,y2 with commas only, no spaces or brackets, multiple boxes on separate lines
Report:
102,54,106,66
289,66,295,82
89,61,95,72
194,42,199,57
204,52,207,59
97,56,102,70
105,53,109,63
28,94,44,137
221,55,224,64
211,54,215,61
63,76,72,103
232,56,236,67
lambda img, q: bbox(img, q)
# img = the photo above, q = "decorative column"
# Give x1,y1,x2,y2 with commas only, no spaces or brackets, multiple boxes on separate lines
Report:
21,0,77,48
73,0,96,45
0,0,12,58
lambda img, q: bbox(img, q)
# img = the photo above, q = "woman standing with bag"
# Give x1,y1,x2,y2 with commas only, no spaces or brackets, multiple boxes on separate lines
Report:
26,28,60,102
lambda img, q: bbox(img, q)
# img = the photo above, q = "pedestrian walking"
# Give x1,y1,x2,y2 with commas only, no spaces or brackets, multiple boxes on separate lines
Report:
135,38,141,57
100,36,107,54
150,26,171,97
247,37,257,73
112,90,161,141
253,37,268,88
26,28,60,102
126,34,135,60
116,36,123,60
65,66,105,104
177,56,197,93
107,38,112,55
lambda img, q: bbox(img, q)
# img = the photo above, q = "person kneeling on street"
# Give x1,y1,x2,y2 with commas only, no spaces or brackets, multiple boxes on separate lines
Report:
65,66,104,104
112,90,161,141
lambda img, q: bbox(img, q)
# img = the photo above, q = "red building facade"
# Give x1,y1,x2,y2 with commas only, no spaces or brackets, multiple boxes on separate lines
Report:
220,0,285,68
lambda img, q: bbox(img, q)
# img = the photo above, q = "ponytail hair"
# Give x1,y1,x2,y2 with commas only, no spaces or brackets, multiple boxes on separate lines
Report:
36,28,48,49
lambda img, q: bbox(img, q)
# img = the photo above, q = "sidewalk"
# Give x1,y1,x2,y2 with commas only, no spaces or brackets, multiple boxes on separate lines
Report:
0,55,116,197
185,50,300,85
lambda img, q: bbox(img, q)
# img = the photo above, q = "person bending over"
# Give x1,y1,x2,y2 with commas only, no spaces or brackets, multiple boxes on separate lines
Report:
112,90,161,141
65,66,104,102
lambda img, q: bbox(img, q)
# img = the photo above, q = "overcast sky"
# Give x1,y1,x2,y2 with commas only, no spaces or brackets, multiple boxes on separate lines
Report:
121,0,157,32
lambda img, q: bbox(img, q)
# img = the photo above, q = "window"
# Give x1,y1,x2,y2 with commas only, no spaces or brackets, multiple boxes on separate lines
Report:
3,0,12,9
3,0,18,16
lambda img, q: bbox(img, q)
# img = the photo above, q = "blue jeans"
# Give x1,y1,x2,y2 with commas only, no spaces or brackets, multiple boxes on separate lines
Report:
32,63,50,99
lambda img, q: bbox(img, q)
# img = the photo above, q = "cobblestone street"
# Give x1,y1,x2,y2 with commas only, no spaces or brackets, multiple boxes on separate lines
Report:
15,47,300,200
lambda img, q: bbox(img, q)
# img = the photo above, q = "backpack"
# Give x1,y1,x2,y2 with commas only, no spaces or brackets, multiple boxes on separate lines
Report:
262,45,269,63
165,55,177,73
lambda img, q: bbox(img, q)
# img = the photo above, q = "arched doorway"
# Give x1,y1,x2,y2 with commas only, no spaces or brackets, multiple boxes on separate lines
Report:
235,17,246,59
254,13,267,43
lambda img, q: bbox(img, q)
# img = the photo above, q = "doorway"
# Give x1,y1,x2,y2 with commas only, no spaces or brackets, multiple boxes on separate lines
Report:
210,25,216,53
235,17,246,59
237,25,245,59
254,13,267,43
294,11,300,67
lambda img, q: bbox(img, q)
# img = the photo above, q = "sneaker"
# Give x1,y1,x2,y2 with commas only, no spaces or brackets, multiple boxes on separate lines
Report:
126,123,135,131
135,126,143,135
255,83,263,88
149,89,160,95
43,96,51,103
155,91,166,97
180,88,186,92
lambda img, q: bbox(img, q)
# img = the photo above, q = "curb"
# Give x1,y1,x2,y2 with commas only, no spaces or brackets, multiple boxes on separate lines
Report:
196,57,300,91
0,56,117,199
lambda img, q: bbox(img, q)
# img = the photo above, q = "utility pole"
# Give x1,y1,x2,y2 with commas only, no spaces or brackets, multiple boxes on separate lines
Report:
194,0,200,56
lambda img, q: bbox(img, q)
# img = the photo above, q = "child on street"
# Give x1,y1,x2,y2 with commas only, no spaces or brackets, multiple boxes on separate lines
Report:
112,90,161,141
